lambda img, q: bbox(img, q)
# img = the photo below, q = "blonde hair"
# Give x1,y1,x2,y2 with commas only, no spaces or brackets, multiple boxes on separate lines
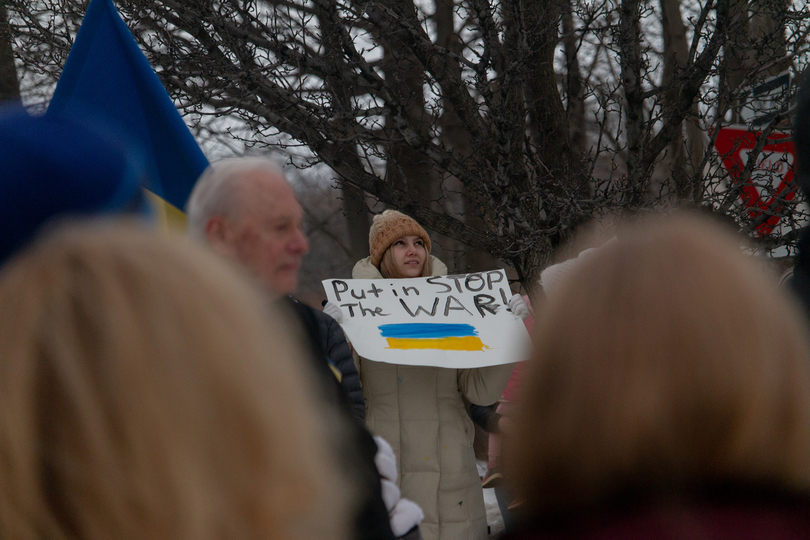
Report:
0,221,346,540
379,246,434,279
506,213,810,515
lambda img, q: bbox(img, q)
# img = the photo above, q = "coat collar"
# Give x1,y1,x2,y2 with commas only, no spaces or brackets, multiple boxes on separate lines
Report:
351,255,448,279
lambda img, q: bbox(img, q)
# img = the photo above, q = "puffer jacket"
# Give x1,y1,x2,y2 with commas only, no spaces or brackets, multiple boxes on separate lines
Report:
281,296,396,540
352,256,515,540
309,303,365,421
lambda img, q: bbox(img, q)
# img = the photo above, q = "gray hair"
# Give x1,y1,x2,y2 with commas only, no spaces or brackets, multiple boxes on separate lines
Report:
185,157,287,242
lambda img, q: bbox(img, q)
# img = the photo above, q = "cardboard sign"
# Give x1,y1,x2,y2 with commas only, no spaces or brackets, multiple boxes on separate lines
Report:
322,269,532,368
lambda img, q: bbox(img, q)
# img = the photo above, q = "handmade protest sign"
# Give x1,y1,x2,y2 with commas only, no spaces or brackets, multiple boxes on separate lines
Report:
322,269,532,368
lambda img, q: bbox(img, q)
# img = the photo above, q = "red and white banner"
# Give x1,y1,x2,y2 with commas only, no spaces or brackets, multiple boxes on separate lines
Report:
713,126,796,235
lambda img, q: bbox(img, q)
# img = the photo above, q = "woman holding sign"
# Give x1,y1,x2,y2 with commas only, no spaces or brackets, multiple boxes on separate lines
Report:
326,210,523,540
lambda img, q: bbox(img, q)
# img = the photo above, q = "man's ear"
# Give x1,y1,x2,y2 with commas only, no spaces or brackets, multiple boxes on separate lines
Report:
205,216,236,258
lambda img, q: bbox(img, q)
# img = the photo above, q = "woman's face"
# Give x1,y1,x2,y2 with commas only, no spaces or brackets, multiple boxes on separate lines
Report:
390,235,427,278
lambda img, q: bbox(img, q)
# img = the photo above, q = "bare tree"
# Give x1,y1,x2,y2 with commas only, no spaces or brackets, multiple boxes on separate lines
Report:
8,0,810,290
0,2,20,102
659,0,704,199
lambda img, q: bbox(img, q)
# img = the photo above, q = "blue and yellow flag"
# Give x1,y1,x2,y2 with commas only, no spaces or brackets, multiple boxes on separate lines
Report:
46,0,209,216
378,323,491,352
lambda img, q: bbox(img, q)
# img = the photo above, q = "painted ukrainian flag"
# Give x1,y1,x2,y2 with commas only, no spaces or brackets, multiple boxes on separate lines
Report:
379,323,490,352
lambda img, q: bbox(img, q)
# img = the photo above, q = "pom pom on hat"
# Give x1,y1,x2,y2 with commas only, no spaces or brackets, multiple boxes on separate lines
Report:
539,240,616,300
369,210,431,267
539,257,584,300
0,105,150,264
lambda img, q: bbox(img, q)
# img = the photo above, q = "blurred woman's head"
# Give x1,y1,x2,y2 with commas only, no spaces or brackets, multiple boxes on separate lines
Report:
0,221,346,540
368,210,433,278
506,213,810,517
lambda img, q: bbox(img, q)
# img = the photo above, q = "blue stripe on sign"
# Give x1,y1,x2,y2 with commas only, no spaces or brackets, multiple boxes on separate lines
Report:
378,323,479,339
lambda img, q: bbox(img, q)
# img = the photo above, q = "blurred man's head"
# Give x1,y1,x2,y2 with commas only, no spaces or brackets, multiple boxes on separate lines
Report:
186,158,309,298
794,76,810,198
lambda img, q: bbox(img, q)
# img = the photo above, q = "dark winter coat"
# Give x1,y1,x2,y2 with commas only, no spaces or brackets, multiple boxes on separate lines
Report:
468,404,501,434
501,487,810,540
790,227,810,323
309,303,365,422
281,297,396,540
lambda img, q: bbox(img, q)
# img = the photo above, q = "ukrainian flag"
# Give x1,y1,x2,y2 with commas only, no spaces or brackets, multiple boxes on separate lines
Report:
46,0,209,230
379,323,490,352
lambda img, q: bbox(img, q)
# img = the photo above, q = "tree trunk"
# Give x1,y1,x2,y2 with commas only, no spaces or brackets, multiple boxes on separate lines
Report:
562,0,587,158
619,0,645,195
523,0,576,188
0,2,20,103
434,0,499,274
660,0,703,200
343,184,370,260
720,0,753,123
750,0,789,77
314,2,370,262
378,0,448,259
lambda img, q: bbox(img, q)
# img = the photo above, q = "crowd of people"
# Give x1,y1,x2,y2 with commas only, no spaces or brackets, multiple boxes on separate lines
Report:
2,81,810,540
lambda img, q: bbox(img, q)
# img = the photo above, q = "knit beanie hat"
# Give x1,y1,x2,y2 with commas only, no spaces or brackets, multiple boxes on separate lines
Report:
0,104,150,264
539,238,616,300
369,210,431,267
539,256,586,301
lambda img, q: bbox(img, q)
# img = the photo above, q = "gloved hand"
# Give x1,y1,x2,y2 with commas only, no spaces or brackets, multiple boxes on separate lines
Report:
323,301,345,324
390,498,425,538
374,436,425,537
374,435,398,483
509,293,530,320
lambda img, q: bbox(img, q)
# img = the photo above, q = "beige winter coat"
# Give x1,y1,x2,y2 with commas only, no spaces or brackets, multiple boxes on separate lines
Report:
352,256,515,540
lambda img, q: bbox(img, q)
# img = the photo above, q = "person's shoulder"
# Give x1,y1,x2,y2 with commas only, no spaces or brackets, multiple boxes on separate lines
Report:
430,256,448,276
352,257,383,279
285,296,326,321
287,298,345,345
280,295,320,331
352,254,448,277
309,302,338,327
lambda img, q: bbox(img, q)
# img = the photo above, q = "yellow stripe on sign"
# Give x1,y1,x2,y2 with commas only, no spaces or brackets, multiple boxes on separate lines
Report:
385,336,490,351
